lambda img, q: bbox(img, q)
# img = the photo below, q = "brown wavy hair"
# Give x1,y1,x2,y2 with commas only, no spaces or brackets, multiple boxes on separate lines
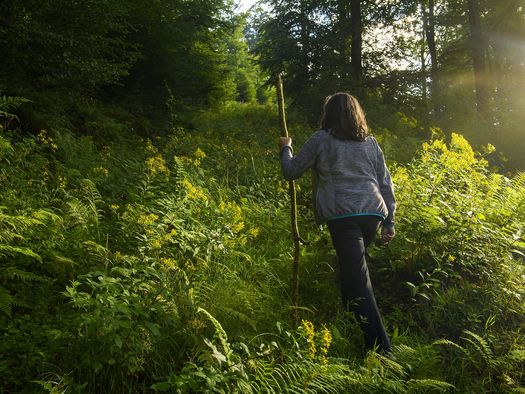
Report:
320,92,369,141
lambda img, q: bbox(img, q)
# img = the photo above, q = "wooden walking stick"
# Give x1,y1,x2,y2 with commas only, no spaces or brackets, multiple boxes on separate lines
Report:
276,74,302,311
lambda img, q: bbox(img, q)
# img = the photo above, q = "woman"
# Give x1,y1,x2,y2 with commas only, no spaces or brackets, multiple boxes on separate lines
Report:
279,92,395,353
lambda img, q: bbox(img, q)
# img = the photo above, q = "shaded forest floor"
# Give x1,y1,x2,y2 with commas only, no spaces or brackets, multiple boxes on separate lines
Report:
1,102,525,393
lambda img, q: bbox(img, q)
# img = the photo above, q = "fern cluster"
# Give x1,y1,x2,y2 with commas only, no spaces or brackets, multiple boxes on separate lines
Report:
0,208,51,316
0,94,30,125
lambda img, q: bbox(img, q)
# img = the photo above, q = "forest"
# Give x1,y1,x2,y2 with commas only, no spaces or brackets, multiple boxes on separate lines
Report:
0,0,524,392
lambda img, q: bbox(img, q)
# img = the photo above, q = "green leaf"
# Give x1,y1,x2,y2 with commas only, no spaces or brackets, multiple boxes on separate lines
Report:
151,382,171,391
145,322,161,336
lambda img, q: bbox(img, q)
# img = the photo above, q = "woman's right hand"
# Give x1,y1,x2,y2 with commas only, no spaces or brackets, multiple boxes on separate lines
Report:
381,226,395,244
279,137,292,149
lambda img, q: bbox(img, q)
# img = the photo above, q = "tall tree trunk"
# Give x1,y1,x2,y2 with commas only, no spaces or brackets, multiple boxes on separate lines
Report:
423,0,439,116
467,0,489,115
420,2,428,110
338,0,351,80
350,0,362,81
299,0,310,82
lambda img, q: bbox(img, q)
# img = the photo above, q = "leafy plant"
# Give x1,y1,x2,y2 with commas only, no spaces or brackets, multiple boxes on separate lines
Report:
0,209,54,316
434,329,525,391
0,95,30,126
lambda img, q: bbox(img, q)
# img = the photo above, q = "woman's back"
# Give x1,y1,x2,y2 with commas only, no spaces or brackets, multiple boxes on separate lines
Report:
297,130,392,223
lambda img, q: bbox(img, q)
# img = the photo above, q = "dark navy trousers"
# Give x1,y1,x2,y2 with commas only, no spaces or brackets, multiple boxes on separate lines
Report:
327,215,391,353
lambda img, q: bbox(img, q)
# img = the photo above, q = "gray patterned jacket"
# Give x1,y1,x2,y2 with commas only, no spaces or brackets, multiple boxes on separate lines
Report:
280,130,395,227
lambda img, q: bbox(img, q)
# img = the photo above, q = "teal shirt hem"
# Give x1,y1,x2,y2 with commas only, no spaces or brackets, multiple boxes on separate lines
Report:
328,212,386,221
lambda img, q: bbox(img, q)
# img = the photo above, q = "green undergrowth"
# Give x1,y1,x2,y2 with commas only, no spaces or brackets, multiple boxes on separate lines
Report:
1,101,524,393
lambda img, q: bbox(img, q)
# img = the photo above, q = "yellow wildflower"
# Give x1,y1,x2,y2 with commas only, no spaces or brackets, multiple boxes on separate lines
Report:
158,233,173,244
145,155,170,176
483,143,496,154
181,178,207,201
195,148,206,160
137,213,159,226
150,239,163,249
37,130,58,151
161,258,177,268
393,167,409,185
399,113,418,128
145,139,158,154
439,134,477,170
37,130,49,144
248,227,260,237
42,169,50,182
93,167,109,177
231,203,242,219
319,325,332,355
58,176,67,189
193,148,206,166
277,182,288,194
450,133,474,154
232,221,245,233
301,320,316,358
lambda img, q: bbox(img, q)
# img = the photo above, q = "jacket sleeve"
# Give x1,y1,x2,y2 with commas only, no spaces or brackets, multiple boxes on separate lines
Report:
279,132,321,181
375,140,396,227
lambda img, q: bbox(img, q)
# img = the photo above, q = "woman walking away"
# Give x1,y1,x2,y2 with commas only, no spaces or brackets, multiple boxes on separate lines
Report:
279,92,395,354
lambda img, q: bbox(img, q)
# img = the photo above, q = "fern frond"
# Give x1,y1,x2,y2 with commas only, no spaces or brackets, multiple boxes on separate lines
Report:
0,244,42,262
4,267,46,282
253,360,372,394
373,352,407,379
80,179,104,225
190,280,215,305
0,95,30,121
406,378,455,391
53,254,78,267
512,172,525,191
0,95,30,112
173,156,189,184
0,285,14,316
82,241,109,264
506,349,525,363
81,179,104,206
432,339,465,352
197,307,232,359
31,209,61,224
461,330,496,367
494,172,525,217
0,212,44,243
66,198,91,226
217,305,257,331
